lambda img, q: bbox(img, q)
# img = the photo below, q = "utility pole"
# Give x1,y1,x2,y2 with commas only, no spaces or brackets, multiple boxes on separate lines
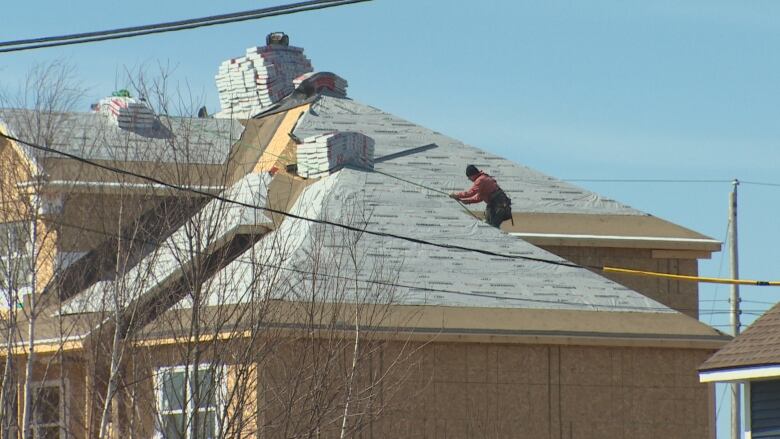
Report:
730,179,741,439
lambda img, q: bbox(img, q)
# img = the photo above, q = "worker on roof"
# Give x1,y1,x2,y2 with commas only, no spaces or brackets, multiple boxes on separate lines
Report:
450,165,513,228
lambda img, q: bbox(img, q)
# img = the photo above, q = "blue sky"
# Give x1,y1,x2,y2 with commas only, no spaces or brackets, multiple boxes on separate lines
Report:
2,1,779,435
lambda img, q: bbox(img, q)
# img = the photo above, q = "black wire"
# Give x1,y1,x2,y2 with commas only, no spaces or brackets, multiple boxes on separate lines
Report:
565,178,780,187
564,178,732,184
0,132,585,270
0,0,371,54
46,217,733,315
742,180,780,188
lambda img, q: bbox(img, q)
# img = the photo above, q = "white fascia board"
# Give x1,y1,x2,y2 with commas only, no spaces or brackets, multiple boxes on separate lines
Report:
511,232,721,246
699,365,780,383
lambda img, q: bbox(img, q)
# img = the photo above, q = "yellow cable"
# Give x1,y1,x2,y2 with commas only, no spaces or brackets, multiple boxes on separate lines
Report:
602,266,780,286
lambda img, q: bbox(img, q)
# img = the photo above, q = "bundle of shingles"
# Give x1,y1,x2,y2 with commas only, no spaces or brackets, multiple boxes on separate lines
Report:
96,96,156,130
215,44,313,118
297,132,375,178
292,72,348,97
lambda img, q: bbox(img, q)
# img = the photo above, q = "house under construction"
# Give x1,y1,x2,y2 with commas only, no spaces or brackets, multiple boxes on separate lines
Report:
0,34,728,439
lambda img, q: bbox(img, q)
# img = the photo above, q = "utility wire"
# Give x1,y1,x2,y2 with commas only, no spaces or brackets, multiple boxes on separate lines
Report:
564,178,732,184
0,131,581,269
565,178,780,188
44,217,747,315
4,131,779,286
707,219,731,325
0,0,370,54
742,180,780,188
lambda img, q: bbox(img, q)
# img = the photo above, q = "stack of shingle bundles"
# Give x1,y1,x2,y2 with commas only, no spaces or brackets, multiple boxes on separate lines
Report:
293,72,348,97
97,96,156,130
215,44,313,118
297,132,375,178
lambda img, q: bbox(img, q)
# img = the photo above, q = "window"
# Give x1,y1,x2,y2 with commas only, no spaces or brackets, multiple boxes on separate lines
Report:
0,221,32,292
31,381,65,439
156,365,223,439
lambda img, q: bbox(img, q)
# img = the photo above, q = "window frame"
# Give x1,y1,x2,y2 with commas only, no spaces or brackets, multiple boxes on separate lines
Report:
29,379,68,439
0,220,33,294
154,364,225,439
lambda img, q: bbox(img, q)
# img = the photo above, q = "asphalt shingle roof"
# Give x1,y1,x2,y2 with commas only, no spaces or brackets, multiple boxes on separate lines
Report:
0,108,244,164
700,302,780,371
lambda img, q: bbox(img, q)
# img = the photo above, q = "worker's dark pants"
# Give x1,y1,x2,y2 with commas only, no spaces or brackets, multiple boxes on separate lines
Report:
486,190,512,228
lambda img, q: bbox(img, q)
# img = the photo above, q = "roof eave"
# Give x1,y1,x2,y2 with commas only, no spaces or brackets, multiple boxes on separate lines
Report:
699,364,780,383
512,232,722,252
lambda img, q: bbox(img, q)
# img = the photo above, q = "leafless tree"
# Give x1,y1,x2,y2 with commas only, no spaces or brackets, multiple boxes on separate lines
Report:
1,64,425,439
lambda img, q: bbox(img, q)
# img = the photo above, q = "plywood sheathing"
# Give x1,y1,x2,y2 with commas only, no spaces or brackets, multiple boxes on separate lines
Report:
225,113,286,185
251,105,310,174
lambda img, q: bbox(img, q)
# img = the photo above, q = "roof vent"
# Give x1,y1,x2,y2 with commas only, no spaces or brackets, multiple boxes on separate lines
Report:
215,33,313,118
293,72,348,98
95,92,156,131
297,132,375,178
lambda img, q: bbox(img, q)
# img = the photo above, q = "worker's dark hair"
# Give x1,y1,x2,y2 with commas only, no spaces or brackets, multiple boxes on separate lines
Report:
465,164,479,177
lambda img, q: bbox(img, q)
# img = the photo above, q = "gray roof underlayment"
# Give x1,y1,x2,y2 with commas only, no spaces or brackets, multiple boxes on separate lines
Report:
196,169,670,313
39,95,711,319
60,173,273,315
0,109,244,164
292,96,644,216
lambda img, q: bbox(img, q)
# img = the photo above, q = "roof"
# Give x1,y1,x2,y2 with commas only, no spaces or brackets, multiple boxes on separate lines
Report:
290,96,719,251
2,95,726,349
0,108,244,164
700,302,780,373
293,96,643,215
152,167,724,344
201,169,665,312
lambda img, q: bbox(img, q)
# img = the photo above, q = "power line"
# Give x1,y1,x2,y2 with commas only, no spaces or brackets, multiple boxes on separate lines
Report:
0,0,371,54
564,178,732,184
0,131,582,269
564,178,780,188
44,217,741,315
6,130,780,288
742,180,780,188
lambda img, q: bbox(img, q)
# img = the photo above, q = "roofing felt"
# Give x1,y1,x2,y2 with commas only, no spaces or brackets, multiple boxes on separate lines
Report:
291,96,644,216
699,302,780,372
195,168,672,313
0,108,244,164
60,173,273,315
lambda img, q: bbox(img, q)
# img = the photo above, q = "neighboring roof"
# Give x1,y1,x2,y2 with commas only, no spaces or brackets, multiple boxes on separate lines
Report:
0,108,244,164
700,302,780,373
